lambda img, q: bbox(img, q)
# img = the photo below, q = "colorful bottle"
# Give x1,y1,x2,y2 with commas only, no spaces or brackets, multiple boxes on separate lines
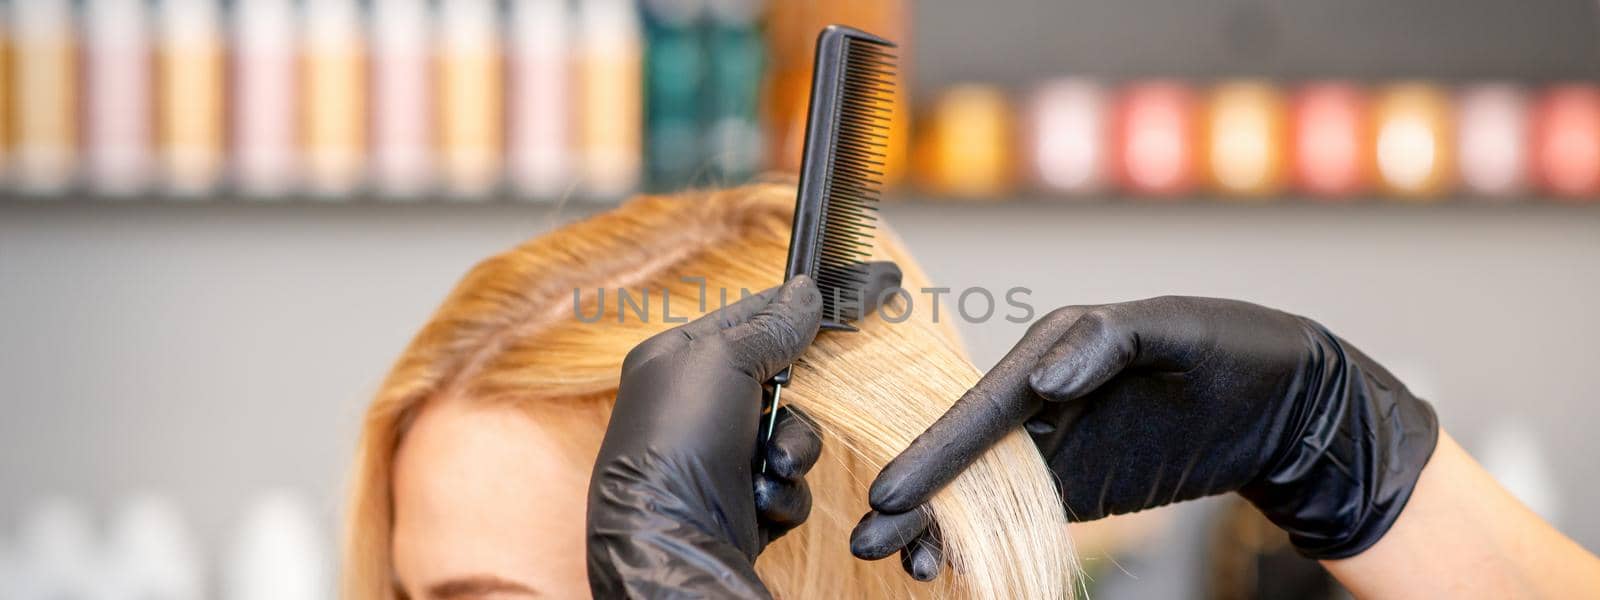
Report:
85,0,154,196
11,0,77,194
159,0,227,197
705,1,766,185
438,0,504,199
0,7,10,185
508,0,572,200
1112,81,1199,198
301,0,367,198
1455,83,1528,199
233,0,299,198
1202,81,1287,199
1289,82,1369,199
371,0,434,200
1530,84,1600,200
1024,79,1108,197
913,85,1014,199
642,0,706,192
577,0,644,199
1371,83,1454,200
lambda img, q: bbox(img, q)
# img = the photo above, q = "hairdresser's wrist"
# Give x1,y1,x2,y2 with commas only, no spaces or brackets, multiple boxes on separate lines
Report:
1240,318,1439,559
1323,430,1600,598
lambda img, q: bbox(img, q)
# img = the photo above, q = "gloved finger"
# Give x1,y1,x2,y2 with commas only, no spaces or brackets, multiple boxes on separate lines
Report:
899,527,944,582
866,306,1091,513
1028,298,1216,402
1027,306,1141,403
720,275,824,381
1021,399,1089,439
765,406,822,481
850,508,933,561
753,473,812,533
622,286,780,369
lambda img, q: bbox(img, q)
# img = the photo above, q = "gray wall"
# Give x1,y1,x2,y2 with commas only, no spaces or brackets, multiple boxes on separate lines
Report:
914,0,1600,92
0,203,603,553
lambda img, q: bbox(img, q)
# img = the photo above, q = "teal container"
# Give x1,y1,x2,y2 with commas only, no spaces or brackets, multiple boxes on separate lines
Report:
642,1,707,191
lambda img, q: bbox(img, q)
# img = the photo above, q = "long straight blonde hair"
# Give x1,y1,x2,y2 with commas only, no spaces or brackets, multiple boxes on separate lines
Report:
344,184,1075,599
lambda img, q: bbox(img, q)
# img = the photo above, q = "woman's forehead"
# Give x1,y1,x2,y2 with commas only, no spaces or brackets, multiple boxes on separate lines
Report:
390,401,594,598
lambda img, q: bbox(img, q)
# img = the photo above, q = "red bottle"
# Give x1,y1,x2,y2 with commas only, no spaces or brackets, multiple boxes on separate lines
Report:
1111,81,1199,198
1530,84,1600,200
1289,82,1370,199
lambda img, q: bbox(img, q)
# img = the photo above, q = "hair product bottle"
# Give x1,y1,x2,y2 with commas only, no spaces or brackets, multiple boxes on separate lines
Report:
1025,79,1107,197
1454,83,1528,199
1289,82,1370,199
1371,83,1454,200
1112,81,1199,198
11,0,77,195
508,0,572,200
233,0,299,198
642,0,706,192
438,0,503,199
0,7,10,186
371,0,434,200
1202,80,1288,199
159,0,227,198
85,0,154,197
704,1,766,185
1530,84,1600,200
913,85,1015,199
577,0,643,199
301,0,367,198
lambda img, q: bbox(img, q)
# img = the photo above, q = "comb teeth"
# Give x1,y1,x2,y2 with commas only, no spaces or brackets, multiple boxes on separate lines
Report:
816,35,896,323
784,26,896,326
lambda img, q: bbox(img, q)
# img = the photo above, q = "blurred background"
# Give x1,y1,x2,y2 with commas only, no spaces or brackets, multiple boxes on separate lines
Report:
1,0,1598,597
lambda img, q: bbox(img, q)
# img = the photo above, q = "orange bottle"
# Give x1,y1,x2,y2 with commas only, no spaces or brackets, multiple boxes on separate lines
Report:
301,0,366,197
438,0,504,198
159,0,226,197
1371,83,1454,200
1201,81,1288,199
12,0,77,193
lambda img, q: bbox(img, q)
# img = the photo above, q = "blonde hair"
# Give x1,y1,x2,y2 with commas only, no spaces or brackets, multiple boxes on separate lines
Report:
344,184,1076,599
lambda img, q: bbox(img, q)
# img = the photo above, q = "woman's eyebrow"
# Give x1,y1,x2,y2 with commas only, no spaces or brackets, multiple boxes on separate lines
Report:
427,575,540,599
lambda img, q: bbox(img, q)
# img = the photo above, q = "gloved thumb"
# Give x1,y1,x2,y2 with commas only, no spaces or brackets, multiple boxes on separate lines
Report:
721,275,824,381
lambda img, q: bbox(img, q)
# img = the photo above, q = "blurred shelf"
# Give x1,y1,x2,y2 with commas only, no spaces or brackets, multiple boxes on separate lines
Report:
889,195,1600,209
4,192,1600,211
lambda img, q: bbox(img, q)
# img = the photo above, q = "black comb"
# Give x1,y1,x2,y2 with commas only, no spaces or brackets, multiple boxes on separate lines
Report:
762,25,897,469
786,25,896,328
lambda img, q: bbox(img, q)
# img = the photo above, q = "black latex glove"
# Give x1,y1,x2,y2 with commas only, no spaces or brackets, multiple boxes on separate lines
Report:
851,296,1439,580
587,263,903,599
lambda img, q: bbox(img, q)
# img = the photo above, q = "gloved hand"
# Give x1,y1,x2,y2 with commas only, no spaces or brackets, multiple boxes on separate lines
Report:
851,296,1439,579
587,263,903,599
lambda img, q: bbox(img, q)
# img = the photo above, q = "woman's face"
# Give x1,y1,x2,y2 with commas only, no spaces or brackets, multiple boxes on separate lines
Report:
390,400,596,598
